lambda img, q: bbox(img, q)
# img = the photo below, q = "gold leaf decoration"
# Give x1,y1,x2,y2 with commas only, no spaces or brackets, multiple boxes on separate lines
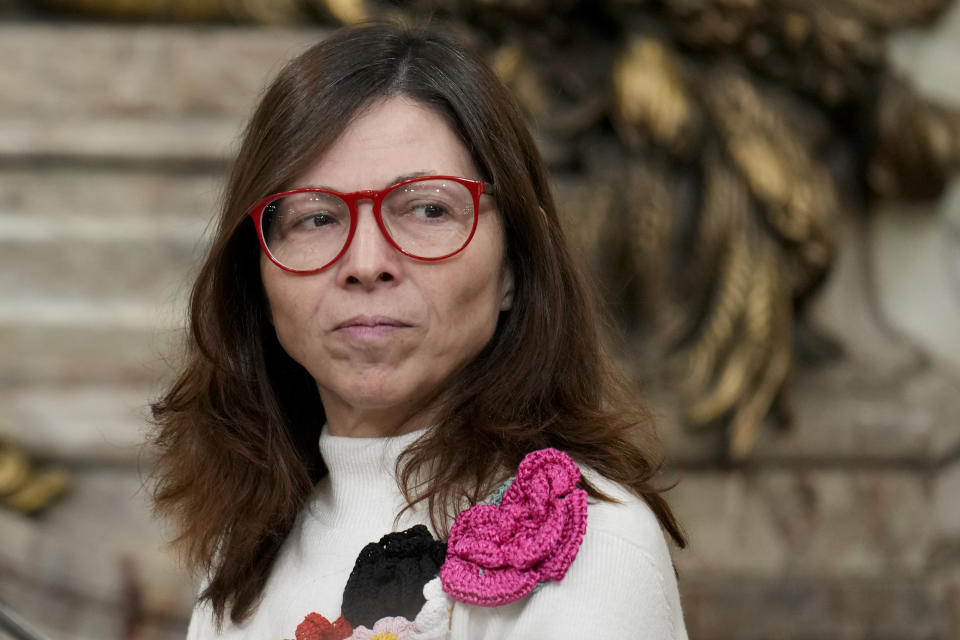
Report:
319,0,368,24
41,0,229,20
613,37,701,156
0,437,70,515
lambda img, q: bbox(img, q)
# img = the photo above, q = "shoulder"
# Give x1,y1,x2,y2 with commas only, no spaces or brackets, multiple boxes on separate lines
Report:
575,467,679,599
544,467,686,637
448,464,688,639
579,467,675,563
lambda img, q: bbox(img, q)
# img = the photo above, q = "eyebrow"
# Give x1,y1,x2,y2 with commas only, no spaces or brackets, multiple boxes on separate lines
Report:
300,171,437,192
390,171,434,185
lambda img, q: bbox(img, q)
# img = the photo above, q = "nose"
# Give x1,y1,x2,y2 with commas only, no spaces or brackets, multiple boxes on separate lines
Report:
334,201,401,288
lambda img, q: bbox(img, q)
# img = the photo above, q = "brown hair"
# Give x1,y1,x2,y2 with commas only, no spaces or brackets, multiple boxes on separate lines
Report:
151,20,685,626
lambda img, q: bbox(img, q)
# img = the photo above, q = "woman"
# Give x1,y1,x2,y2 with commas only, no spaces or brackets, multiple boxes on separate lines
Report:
152,21,687,639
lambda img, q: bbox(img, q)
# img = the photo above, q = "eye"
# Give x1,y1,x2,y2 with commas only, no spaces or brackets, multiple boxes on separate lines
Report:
274,192,349,233
294,212,339,228
382,180,473,229
413,202,452,219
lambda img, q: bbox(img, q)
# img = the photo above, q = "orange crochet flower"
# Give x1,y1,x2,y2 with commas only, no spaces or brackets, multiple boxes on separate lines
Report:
292,612,353,640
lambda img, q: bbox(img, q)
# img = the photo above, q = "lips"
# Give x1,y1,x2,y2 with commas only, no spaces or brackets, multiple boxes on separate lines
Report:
333,315,411,331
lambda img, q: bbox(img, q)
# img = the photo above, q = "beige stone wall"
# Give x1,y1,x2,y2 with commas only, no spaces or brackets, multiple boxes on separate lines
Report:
0,27,325,639
0,7,958,640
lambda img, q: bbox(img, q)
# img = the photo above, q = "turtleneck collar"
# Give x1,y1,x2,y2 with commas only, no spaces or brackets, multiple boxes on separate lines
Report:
310,424,429,528
319,424,427,475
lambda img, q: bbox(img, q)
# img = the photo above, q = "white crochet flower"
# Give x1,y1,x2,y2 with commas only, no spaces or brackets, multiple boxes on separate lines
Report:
409,577,453,640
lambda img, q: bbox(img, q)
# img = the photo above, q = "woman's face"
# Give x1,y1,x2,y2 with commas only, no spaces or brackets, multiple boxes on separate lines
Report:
261,96,514,437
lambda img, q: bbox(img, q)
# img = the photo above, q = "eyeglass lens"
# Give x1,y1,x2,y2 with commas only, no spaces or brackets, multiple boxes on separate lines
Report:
259,178,476,271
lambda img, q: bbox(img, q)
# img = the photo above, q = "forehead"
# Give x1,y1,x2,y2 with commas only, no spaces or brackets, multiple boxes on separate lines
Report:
294,95,479,192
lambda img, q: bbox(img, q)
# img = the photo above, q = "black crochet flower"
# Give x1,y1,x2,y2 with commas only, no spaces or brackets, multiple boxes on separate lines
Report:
341,525,447,628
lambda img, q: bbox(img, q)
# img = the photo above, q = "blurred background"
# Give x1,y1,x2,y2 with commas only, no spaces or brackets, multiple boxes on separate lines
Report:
0,1,959,638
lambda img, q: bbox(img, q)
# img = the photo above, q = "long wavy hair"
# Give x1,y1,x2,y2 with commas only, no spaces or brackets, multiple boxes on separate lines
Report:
151,20,685,626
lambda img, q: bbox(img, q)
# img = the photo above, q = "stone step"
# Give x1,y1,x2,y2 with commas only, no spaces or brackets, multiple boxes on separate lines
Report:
0,167,223,219
1,231,203,302
0,383,162,464
657,361,960,466
671,460,957,638
0,24,326,160
0,114,242,162
0,25,321,117
0,210,207,242
0,322,182,386
669,467,934,578
681,574,950,640
0,166,221,302
0,466,194,640
0,295,184,331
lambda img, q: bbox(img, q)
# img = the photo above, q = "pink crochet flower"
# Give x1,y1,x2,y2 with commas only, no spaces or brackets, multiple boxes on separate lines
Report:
344,616,415,640
439,448,588,606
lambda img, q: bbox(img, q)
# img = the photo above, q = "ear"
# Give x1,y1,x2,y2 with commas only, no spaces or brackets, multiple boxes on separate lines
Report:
499,261,515,311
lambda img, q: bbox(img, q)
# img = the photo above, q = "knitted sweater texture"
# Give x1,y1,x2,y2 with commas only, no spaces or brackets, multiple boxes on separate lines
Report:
186,427,688,639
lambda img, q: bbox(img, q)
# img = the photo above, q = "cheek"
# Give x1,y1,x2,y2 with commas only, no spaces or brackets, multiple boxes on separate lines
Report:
261,270,323,361
427,263,506,351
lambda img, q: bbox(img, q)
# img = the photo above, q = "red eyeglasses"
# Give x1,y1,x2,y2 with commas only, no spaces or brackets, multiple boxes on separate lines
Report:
248,175,493,273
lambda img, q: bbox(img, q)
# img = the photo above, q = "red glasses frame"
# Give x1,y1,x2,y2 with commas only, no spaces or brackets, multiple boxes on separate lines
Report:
248,175,493,274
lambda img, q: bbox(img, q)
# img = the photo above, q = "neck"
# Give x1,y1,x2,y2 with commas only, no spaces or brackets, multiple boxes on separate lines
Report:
323,400,438,438
324,405,432,438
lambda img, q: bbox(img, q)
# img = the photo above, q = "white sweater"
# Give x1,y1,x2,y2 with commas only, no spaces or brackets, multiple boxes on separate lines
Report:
186,427,688,639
